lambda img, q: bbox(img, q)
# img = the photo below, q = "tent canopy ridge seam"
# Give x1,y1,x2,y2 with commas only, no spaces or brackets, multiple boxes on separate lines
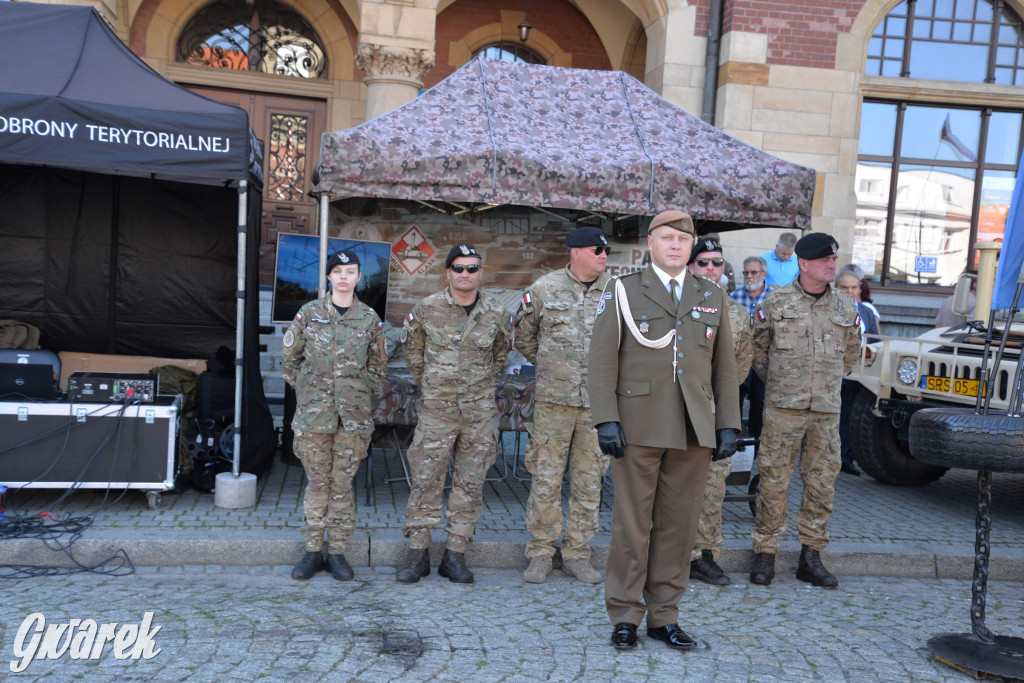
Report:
476,56,499,200
618,71,656,213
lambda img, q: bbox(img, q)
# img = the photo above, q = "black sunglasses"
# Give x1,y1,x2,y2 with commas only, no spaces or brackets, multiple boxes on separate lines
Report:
589,246,611,256
695,257,724,267
742,270,763,276
449,264,481,274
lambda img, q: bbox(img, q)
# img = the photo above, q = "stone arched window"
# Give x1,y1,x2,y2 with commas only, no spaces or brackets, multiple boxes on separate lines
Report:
474,43,546,65
177,0,328,79
867,0,1024,82
856,0,1024,288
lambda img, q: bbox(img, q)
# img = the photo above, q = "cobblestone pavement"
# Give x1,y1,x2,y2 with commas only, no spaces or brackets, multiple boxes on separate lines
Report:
1,568,1022,681
7,439,1024,557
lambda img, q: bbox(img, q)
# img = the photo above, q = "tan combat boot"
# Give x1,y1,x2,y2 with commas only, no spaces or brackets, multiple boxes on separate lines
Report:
523,556,552,584
563,558,602,584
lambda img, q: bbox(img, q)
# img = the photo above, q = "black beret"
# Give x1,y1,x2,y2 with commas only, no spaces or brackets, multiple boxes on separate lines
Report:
688,236,723,264
794,233,839,260
445,243,482,268
648,210,695,236
566,227,609,248
325,249,360,274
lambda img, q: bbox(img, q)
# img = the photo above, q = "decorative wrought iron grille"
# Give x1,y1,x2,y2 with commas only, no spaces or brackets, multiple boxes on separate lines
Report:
268,113,307,201
178,0,327,79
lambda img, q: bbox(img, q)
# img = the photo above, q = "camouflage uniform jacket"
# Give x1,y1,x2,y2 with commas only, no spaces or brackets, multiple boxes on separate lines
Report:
401,288,513,400
515,266,611,407
752,279,861,413
727,298,754,383
281,295,388,434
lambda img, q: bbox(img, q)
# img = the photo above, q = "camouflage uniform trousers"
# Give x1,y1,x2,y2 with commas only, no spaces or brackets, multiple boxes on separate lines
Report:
524,401,610,562
294,427,371,553
751,406,841,554
690,457,731,561
403,395,498,553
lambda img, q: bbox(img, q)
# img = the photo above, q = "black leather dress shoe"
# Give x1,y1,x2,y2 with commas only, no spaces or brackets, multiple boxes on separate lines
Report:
611,623,638,649
647,624,697,650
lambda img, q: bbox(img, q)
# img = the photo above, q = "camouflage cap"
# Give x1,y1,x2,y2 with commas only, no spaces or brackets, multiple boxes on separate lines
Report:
445,243,482,268
325,249,360,274
648,210,695,236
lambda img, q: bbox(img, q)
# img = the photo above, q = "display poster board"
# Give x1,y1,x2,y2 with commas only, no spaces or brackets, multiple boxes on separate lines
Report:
272,235,391,323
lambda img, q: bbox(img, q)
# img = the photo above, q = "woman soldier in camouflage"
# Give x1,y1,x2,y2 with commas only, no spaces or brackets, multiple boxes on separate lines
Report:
282,249,388,580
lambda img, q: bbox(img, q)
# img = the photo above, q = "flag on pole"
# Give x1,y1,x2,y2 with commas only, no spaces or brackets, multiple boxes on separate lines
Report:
940,113,977,162
992,146,1024,310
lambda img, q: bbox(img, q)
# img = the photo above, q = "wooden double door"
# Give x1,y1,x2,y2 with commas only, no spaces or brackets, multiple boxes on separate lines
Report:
187,87,326,286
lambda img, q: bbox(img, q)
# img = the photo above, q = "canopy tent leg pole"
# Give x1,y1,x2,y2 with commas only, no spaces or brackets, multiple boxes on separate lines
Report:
215,179,257,509
319,195,329,296
233,180,246,477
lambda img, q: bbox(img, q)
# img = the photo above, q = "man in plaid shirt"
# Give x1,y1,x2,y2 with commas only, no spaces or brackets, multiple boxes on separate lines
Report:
731,256,770,454
730,256,770,316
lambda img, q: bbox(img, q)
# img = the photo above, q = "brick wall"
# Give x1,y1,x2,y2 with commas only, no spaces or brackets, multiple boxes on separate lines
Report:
428,0,612,87
696,0,864,70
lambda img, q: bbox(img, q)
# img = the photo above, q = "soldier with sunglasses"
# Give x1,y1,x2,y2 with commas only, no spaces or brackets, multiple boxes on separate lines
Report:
685,237,753,587
396,243,513,585
515,226,612,585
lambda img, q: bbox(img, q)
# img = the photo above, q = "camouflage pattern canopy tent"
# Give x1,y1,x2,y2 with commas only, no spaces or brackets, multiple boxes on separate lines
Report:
315,55,815,231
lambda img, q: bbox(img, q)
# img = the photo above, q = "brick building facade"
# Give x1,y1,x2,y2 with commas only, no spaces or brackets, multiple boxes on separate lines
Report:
32,0,1024,321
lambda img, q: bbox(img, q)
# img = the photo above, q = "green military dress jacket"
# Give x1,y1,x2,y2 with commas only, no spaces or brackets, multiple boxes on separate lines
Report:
281,295,388,434
588,267,741,450
752,279,861,414
515,266,611,407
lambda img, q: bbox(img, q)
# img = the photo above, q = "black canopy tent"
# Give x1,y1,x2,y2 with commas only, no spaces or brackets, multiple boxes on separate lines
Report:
0,2,274,476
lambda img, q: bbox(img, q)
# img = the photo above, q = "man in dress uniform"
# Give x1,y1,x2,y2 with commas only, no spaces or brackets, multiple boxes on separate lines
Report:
749,232,861,589
396,243,513,585
516,226,611,585
588,211,741,650
686,237,753,587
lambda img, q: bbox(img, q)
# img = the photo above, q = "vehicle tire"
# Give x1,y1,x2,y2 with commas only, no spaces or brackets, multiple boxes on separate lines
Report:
849,387,948,486
910,408,1024,473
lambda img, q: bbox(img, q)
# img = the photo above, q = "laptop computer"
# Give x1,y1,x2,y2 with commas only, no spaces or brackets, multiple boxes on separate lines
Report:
0,362,59,400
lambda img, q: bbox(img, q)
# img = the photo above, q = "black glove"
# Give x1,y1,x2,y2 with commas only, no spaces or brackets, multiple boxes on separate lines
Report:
596,422,627,459
712,429,738,461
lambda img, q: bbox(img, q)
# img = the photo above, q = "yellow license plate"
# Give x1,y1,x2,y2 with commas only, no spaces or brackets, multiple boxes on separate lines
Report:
922,376,984,396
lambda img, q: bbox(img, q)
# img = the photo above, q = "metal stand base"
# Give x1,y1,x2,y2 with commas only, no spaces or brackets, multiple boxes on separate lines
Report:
927,471,1024,680
928,634,1024,680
